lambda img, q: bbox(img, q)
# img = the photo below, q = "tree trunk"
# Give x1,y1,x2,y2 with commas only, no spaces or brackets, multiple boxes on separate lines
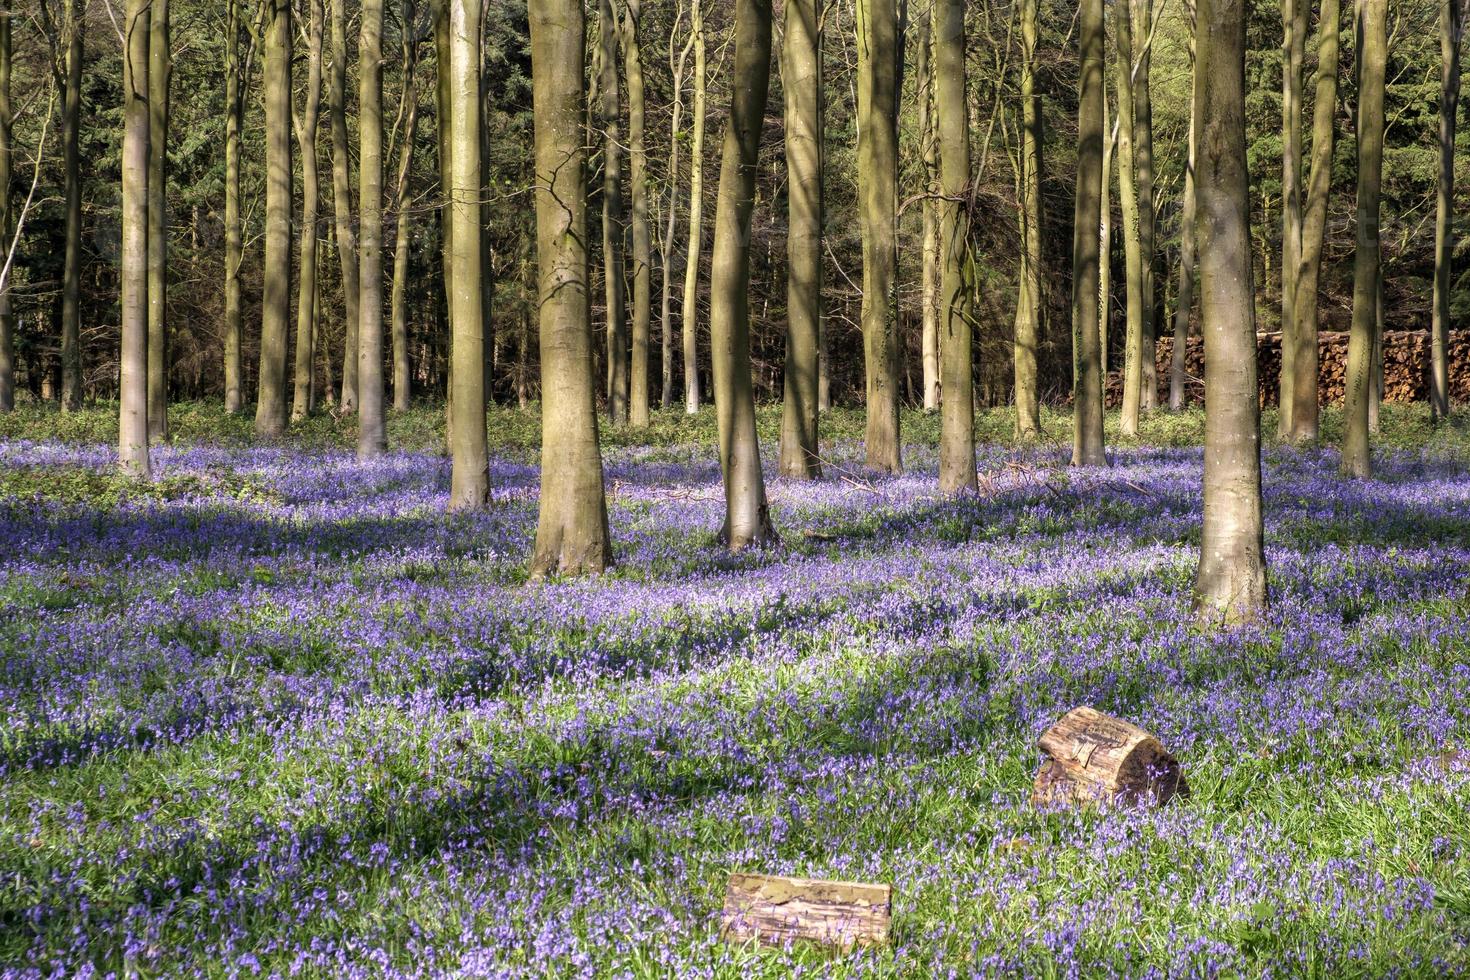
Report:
1278,0,1307,435
357,0,387,459
1114,0,1145,438
599,0,629,424
1100,82,1113,376
1072,0,1107,466
147,0,170,442
1014,0,1043,439
1287,0,1339,443
331,0,361,413
681,0,706,414
528,0,612,574
224,0,244,413
1343,0,1385,478
857,0,902,473
1431,0,1462,419
255,0,292,440
624,0,652,427
447,0,488,509
1169,22,1198,412
709,0,778,549
59,3,83,411
934,0,974,492
1133,0,1158,413
1194,0,1267,624
659,17,692,410
0,0,11,413
390,2,422,414
120,0,151,476
918,18,939,412
433,0,453,419
780,0,823,478
292,0,324,422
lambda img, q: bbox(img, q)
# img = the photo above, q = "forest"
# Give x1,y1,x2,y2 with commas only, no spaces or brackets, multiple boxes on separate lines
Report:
1,0,1470,974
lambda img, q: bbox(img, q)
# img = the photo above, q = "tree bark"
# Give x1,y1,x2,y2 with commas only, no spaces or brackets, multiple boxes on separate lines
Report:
146,0,170,442
599,0,629,424
528,0,612,574
625,0,652,427
120,0,151,476
255,0,292,439
1114,0,1145,438
390,0,422,414
1072,0,1107,466
1431,0,1463,419
935,0,974,492
1287,0,1339,443
659,17,693,410
1100,82,1113,376
1133,0,1158,413
292,0,325,422
780,0,823,478
680,0,707,415
857,0,902,473
1013,0,1043,439
331,0,361,413
357,0,387,459
1278,0,1307,435
0,0,12,412
1343,0,1385,478
1194,0,1267,624
918,18,939,412
709,0,778,549
58,2,84,411
224,0,244,413
1169,22,1198,412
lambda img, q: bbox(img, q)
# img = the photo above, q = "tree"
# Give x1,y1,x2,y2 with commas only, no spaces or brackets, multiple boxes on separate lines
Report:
658,8,695,409
1287,0,1340,443
625,0,652,428
357,0,387,459
1133,0,1158,413
1169,15,1198,412
1013,0,1043,439
599,0,629,425
780,0,822,479
917,17,939,412
1114,0,1146,438
1343,0,1385,478
39,0,84,412
390,0,425,413
709,0,777,548
0,0,11,413
120,0,151,477
1194,0,1267,623
528,0,612,574
223,0,246,414
1278,0,1307,435
935,0,974,492
147,0,171,442
255,0,293,439
681,0,706,414
1072,0,1107,466
1430,0,1463,419
292,0,325,422
330,0,361,413
446,0,487,509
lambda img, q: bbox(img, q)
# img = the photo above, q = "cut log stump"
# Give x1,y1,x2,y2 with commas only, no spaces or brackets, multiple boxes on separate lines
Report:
721,872,891,951
1032,706,1188,808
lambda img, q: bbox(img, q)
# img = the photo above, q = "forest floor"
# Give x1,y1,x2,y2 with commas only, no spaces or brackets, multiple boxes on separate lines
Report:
2,402,1470,975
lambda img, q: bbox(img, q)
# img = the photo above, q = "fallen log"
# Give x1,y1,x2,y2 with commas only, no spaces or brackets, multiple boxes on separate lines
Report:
1032,706,1188,807
721,872,891,951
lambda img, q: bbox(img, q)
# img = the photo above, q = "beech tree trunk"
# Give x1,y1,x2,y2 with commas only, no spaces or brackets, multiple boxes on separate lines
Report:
390,1,423,414
1013,0,1043,439
918,19,940,413
659,18,693,410
1278,0,1307,435
780,0,822,479
1431,0,1463,419
1114,0,1145,438
599,0,629,424
292,0,324,422
1287,0,1339,443
681,0,706,414
357,0,387,459
1072,0,1107,466
1100,83,1113,376
224,0,244,414
1169,23,1198,412
0,0,11,412
255,0,292,440
857,0,902,473
1133,0,1158,413
1194,0,1267,624
528,0,612,575
57,2,84,411
120,0,151,476
625,0,652,427
709,0,777,549
331,0,361,413
1343,0,1385,478
935,0,974,492
146,0,170,443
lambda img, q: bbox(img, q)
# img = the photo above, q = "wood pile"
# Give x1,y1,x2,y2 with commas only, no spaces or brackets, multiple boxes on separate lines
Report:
1103,330,1470,407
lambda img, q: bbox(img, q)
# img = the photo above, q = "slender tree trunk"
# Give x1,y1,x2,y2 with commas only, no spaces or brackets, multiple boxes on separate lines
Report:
224,0,244,413
1014,0,1043,439
0,0,11,413
433,0,453,415
857,0,902,473
1114,0,1145,437
1288,0,1339,443
1072,0,1107,466
1100,83,1113,376
1343,0,1385,478
1169,22,1198,412
528,0,612,574
1431,0,1463,419
599,0,629,424
681,0,706,414
936,0,975,491
255,0,292,439
1194,0,1267,624
357,0,387,459
447,0,488,508
1278,0,1307,434
780,0,823,478
120,0,151,476
1133,0,1158,413
58,3,83,411
623,0,652,427
292,0,324,421
390,2,422,414
147,0,170,442
331,0,361,413
659,19,692,410
710,0,777,548
918,18,940,412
